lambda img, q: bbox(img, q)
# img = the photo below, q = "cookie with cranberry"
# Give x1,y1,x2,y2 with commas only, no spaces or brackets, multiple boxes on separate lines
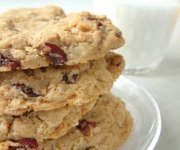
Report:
0,52,124,116
0,99,96,142
0,6,124,71
0,93,133,150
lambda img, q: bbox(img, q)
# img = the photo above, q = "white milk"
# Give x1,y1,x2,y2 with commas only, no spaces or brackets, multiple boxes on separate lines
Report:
170,8,180,51
93,0,179,73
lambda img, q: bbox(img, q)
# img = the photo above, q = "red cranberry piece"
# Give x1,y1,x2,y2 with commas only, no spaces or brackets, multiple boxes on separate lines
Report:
77,119,96,135
62,73,68,83
72,74,78,83
62,73,78,84
8,146,26,150
44,43,67,66
0,53,10,66
0,53,21,69
19,138,38,149
9,61,21,70
13,83,40,97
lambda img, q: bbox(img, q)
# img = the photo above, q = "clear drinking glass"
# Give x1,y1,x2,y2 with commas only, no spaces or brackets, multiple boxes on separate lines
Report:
93,0,179,74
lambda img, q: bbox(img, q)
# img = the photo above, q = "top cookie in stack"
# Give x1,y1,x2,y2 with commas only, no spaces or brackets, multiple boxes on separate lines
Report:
0,5,124,72
0,5,131,150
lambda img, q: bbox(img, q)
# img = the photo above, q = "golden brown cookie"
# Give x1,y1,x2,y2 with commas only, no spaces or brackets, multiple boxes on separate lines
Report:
0,6,124,71
0,93,133,150
0,99,96,142
0,52,124,116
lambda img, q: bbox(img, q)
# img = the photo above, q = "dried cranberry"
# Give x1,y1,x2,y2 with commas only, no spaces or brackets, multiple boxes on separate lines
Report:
62,73,78,84
8,146,26,150
72,74,78,82
62,73,68,83
0,53,21,69
19,138,38,149
13,83,40,97
77,119,96,135
44,43,67,66
9,61,21,70
0,54,9,66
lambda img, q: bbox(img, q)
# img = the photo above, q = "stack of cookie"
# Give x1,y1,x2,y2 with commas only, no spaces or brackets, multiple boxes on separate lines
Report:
0,6,132,150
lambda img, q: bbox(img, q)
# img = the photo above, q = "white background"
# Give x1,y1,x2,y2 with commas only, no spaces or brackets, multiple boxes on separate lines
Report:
0,1,180,150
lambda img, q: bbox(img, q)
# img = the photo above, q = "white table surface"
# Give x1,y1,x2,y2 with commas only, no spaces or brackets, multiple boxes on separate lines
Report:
0,1,180,150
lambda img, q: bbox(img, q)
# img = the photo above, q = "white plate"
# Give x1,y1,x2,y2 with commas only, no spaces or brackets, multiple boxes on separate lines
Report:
111,76,161,150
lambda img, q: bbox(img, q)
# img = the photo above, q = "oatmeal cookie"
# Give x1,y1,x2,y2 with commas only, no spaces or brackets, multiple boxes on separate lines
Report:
0,53,124,116
0,93,133,150
0,6,124,71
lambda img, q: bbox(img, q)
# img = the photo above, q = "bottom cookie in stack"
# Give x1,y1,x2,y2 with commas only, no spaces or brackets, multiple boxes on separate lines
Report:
0,93,133,150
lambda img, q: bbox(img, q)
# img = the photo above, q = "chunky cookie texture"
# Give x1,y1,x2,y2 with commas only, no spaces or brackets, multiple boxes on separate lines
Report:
0,52,124,116
0,93,133,150
0,99,96,142
0,6,124,72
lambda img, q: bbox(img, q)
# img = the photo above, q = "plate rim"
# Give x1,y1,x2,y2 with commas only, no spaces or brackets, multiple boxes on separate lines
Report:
113,76,162,150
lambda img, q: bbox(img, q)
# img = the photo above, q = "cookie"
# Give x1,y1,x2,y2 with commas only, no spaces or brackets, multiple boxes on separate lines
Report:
0,52,124,116
0,93,133,150
0,6,124,72
0,99,96,142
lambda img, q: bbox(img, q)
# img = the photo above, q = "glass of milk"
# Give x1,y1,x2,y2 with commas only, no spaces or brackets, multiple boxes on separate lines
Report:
93,0,179,74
